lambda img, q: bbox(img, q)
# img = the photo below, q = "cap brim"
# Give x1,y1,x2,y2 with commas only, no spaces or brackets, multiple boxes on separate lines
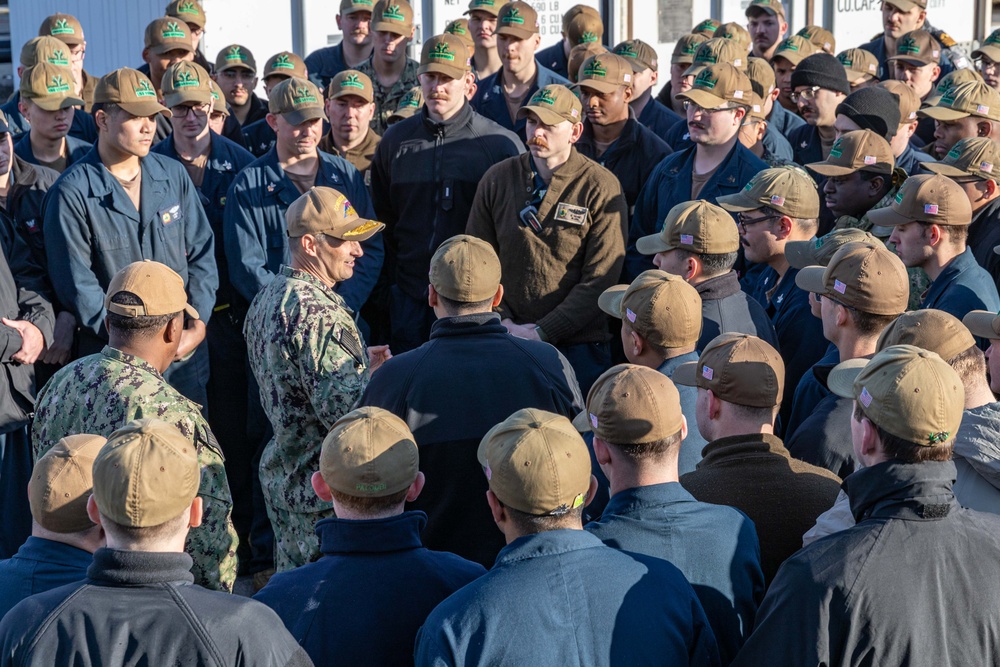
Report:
921,161,972,177
329,88,374,103
281,106,326,126
29,95,85,111
827,357,869,399
343,5,375,14
216,63,255,73
332,218,385,242
464,6,501,16
597,284,627,318
671,361,700,387
164,91,212,108
865,205,916,227
496,26,536,39
619,57,645,73
784,239,818,270
676,88,728,110
372,21,411,35
119,100,171,117
184,303,200,320
773,52,808,66
918,105,970,121
844,68,873,82
746,5,783,17
577,78,621,94
571,410,592,432
635,232,673,255
150,43,195,56
516,105,572,125
806,161,861,177
886,55,933,67
972,45,1000,61
716,191,761,213
794,265,827,294
682,63,706,77
418,63,469,80
963,310,1000,338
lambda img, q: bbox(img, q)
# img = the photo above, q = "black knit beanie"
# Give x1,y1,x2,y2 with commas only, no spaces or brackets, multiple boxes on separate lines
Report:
789,53,851,96
835,87,902,141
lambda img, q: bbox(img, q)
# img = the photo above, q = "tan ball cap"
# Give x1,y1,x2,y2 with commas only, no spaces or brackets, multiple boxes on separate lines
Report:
389,86,424,122
429,234,501,302
798,25,835,54
785,228,879,270
671,34,709,66
577,54,633,94
29,434,107,533
263,52,308,80
268,77,325,125
972,28,1000,62
144,17,194,56
886,30,941,67
566,11,603,46
919,81,1000,123
598,270,703,348
464,0,509,18
807,129,894,177
106,260,198,320
795,241,909,315
746,57,776,97
568,43,608,83
286,186,384,240
745,0,785,19
718,22,752,52
373,0,415,35
673,332,785,408
419,34,472,80
572,364,685,444
614,39,658,72
215,44,256,73
477,408,592,516
167,0,207,29
923,68,983,107
827,344,963,447
963,309,1000,340
444,19,475,51
922,137,1000,184
678,62,752,109
320,407,419,497
19,36,71,69
837,48,879,83
496,1,539,39
876,309,976,362
162,61,212,108
517,84,582,125
95,68,170,118
866,173,973,228
879,80,921,122
329,70,375,103
717,166,820,218
684,38,747,77
38,14,84,46
636,199,740,256
92,419,201,528
20,63,84,111
772,36,817,67
342,0,377,15
692,18,721,38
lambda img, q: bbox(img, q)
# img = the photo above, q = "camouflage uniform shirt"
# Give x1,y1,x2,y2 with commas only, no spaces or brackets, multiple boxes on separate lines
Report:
244,265,370,515
31,346,238,592
358,56,420,135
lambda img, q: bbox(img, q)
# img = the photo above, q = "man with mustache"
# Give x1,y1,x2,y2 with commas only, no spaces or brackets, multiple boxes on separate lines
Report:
212,44,266,129
305,0,375,92
787,53,850,167
358,0,419,135
919,81,1000,160
858,0,957,81
745,0,787,61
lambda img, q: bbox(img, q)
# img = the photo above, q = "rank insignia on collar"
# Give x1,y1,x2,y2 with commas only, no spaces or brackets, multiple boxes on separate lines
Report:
267,183,275,192
221,160,232,170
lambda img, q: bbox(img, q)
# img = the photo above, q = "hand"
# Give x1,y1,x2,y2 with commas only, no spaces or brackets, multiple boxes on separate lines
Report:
40,311,76,365
3,318,44,364
175,319,207,361
501,318,519,334
367,344,391,373
518,323,542,342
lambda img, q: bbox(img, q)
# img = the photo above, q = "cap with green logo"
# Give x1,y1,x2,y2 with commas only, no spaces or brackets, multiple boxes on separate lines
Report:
923,137,1000,184
561,5,600,32
429,234,501,302
38,14,84,46
837,48,879,83
887,29,941,67
673,333,785,408
877,309,976,361
597,270,703,348
328,69,374,103
573,364,684,445
464,0,509,18
567,11,603,46
166,0,207,29
718,166,820,218
389,86,424,122
973,27,1000,62
866,173,973,227
879,80,921,121
320,407,419,498
798,25,835,53
827,344,963,447
772,35,817,66
807,129,894,177
209,80,229,117
691,18,721,38
613,39,658,72
215,44,256,74
268,77,325,125
19,36,70,69
785,228,879,270
162,61,212,108
671,34,709,66
923,68,983,107
746,56,776,96
373,0,414,36
517,84,582,125
795,241,909,315
718,22,752,51
919,80,1000,123
684,38,747,77
20,62,84,110
419,33,472,80
95,68,170,118
445,18,475,50
496,1,539,39
263,51,307,81
144,17,194,56
286,186,385,240
568,43,608,83
636,199,740,256
341,0,376,15
745,0,786,19
577,53,633,93
477,408,593,516
677,62,752,110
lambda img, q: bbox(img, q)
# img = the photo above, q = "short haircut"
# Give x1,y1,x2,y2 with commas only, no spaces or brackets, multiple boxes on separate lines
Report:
105,291,181,342
729,401,778,424
503,503,585,534
622,320,671,358
852,402,954,463
605,431,683,463
92,102,123,119
947,344,987,390
758,204,819,236
849,309,899,337
436,293,496,315
329,487,409,515
100,510,189,548
919,222,968,246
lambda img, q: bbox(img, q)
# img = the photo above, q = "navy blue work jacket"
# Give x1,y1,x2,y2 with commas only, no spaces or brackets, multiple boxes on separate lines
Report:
14,134,91,170
471,63,570,143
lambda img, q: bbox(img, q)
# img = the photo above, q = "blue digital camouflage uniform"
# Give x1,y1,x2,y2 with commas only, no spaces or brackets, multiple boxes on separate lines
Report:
244,265,370,571
31,346,238,593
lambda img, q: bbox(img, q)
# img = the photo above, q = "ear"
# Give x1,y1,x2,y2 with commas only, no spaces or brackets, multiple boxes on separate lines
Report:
859,415,882,459
427,284,439,308
486,489,506,526
311,471,333,501
86,494,103,527
623,86,634,104
188,496,204,528
650,70,659,86
583,474,599,507
869,175,887,197
707,389,723,420
979,120,994,138
532,34,542,49
986,179,999,199
732,106,747,127
629,328,645,357
406,471,425,503
774,214,794,240
679,413,689,441
300,233,319,257
141,47,152,65
266,112,279,132
769,87,781,102
492,284,504,308
685,253,702,281
927,223,944,247
592,435,612,466
756,119,768,142
16,101,27,117
324,98,335,120
570,121,585,143
163,313,184,345
836,302,850,327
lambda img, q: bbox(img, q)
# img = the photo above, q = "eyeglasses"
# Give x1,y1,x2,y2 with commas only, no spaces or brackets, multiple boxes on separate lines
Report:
69,43,86,61
978,58,1000,73
821,293,856,311
683,100,737,115
736,211,781,233
790,86,821,103
171,103,211,118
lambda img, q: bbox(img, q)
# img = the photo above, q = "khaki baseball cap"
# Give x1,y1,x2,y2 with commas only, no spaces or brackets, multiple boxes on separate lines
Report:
577,54,633,93
328,70,374,103
572,364,684,443
923,68,982,107
614,39,658,72
477,408,592,516
429,234,501,302
106,260,198,319
636,199,739,255
692,18,721,38
286,187,384,240
866,173,973,227
806,129,894,177
496,2,539,39
798,25,835,54
215,44,256,73
827,344,963,446
568,43,608,83
963,309,1000,340
389,86,424,122
745,0,785,19
923,137,1000,184
746,56,776,96
268,77,325,125
567,11,603,46
747,91,767,121
373,0,414,35
673,333,785,408
162,61,212,108
209,80,228,117
718,23,752,52
144,18,194,56
419,34,471,80
678,63,752,109
96,68,170,118
29,434,106,533
166,0,207,29
597,270,702,348
263,52,308,80
20,63,84,111
795,241,909,315
972,28,1000,62
444,19,475,51
38,14,84,46
464,0,509,17
93,419,201,528
772,36,817,67
879,80,921,123
877,309,976,361
785,228,879,269
887,30,941,67
517,84,582,125
19,36,71,69
718,166,820,218
341,0,377,15
887,0,927,10
671,34,708,66
837,48,879,83
684,38,747,77
919,81,1000,123
560,4,600,32
320,407,419,497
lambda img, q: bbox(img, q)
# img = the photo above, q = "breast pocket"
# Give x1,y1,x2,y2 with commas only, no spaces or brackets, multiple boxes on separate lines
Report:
93,232,134,267
266,232,288,274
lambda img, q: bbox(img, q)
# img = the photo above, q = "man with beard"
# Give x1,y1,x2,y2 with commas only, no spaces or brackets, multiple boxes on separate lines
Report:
859,0,956,80
305,0,375,91
746,0,788,61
